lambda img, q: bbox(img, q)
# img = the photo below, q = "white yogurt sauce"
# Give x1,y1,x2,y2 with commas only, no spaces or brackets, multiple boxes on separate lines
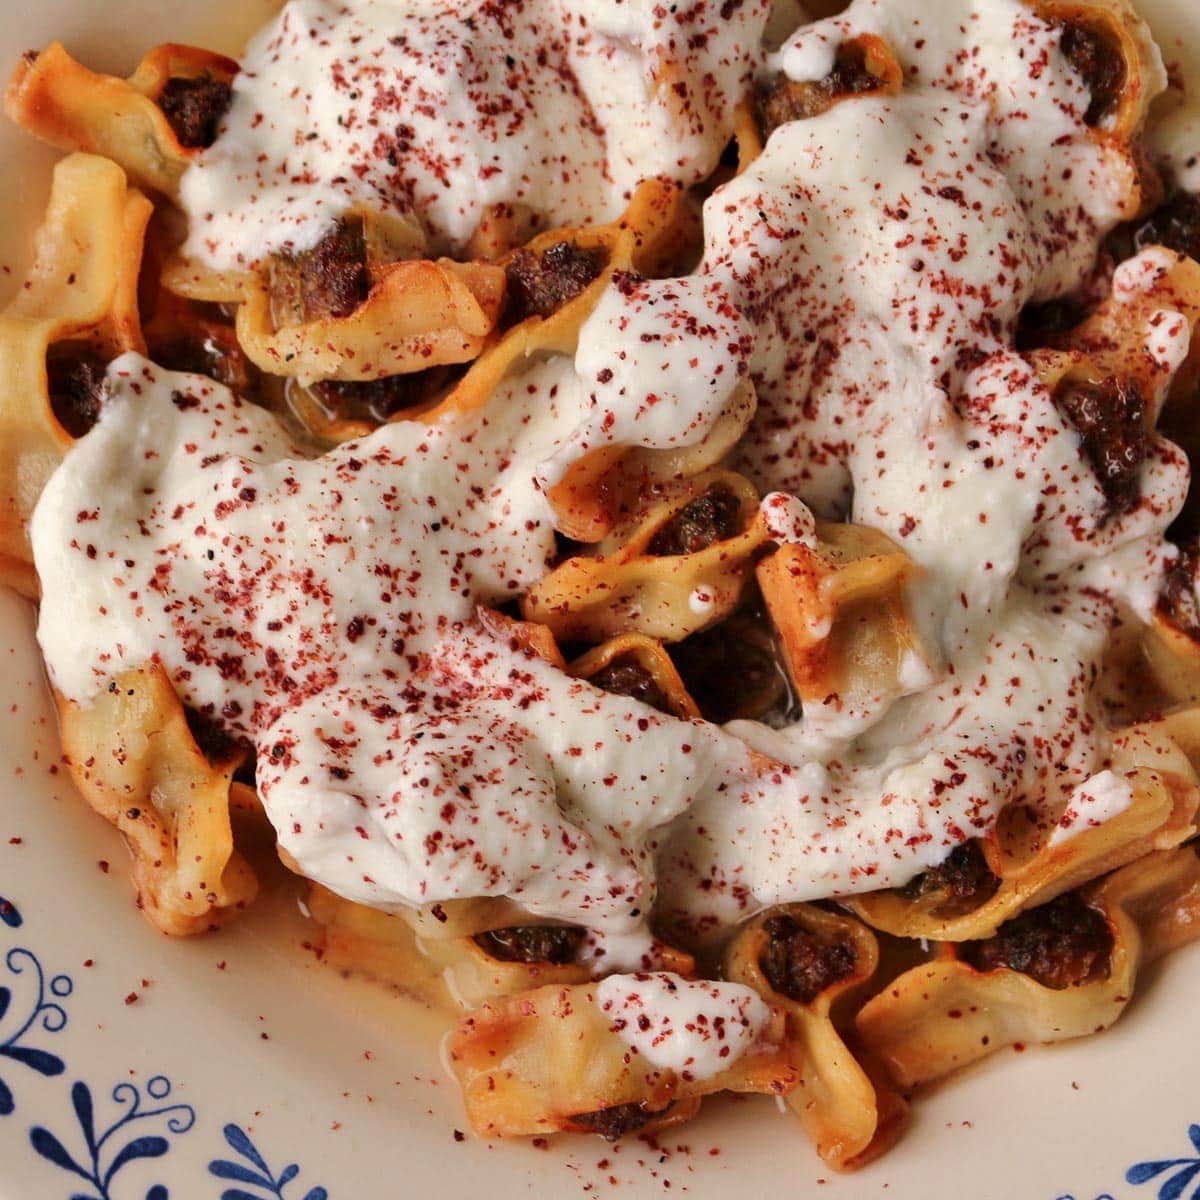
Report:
1049,769,1136,846
595,972,772,1079
181,0,770,266
29,0,1198,962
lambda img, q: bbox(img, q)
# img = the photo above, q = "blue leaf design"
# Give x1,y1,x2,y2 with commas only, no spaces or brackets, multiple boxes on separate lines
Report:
0,1075,12,1116
208,1127,329,1200
103,1135,170,1189
1161,1163,1200,1200
1130,1161,1186,1185
69,1193,102,1200
146,1187,168,1200
223,1123,273,1175
0,983,10,1021
30,1124,91,1181
210,1158,276,1188
0,895,20,927
2,1042,65,1076
71,1080,96,1155
1190,1126,1200,1155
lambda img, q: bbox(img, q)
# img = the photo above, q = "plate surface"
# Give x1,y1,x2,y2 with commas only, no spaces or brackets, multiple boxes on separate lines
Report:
1,2,1199,1197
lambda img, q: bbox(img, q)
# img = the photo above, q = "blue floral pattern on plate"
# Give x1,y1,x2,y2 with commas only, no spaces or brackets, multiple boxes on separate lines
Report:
0,886,329,1199
1124,1125,1200,1200
0,894,71,1116
1055,1124,1200,1200
29,1076,195,1200
208,1124,328,1200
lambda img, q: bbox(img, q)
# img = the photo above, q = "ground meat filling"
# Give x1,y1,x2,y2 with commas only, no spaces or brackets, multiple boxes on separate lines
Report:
46,347,109,438
472,924,586,965
670,609,790,724
269,219,369,325
571,1101,671,1141
962,893,1114,990
1053,375,1147,519
1058,22,1125,127
898,839,1001,917
755,43,882,136
157,74,233,149
150,327,261,400
504,241,603,324
757,913,857,1005
309,365,463,425
647,487,743,557
588,658,672,714
1160,538,1200,639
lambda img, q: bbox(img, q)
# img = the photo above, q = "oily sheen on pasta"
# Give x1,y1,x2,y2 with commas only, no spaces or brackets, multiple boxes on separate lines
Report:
4,0,1200,1170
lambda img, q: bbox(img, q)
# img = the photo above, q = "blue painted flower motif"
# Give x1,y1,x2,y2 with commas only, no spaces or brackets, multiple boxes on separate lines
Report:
1127,1125,1200,1200
208,1124,329,1200
28,1075,195,1200
0,917,73,1115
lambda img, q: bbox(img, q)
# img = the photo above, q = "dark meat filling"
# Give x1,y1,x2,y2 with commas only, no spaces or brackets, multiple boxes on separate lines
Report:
962,893,1114,990
1160,538,1200,639
758,913,857,1005
505,241,603,324
270,219,369,324
46,347,108,437
756,43,882,136
571,1101,671,1141
157,74,232,149
1054,375,1146,519
151,328,260,400
898,840,1000,917
473,924,585,965
1058,22,1125,127
309,365,463,425
589,658,671,714
647,487,742,557
669,609,790,724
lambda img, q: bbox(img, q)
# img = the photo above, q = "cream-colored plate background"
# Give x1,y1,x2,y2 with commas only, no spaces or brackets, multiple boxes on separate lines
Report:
0,2,1197,1197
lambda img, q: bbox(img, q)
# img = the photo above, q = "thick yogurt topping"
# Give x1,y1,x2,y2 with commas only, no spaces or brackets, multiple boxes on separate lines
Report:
30,0,1200,949
182,0,770,266
595,973,772,1079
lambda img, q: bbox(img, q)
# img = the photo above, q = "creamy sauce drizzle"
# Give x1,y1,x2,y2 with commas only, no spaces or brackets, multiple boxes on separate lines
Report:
30,0,1200,983
181,0,770,265
595,972,771,1079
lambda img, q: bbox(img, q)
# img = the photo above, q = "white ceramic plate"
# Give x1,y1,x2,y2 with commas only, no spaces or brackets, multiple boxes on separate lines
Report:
2,3,1200,1197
